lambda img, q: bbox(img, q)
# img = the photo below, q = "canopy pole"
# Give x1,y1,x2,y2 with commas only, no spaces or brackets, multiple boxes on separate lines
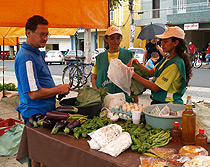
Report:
2,36,5,98
75,31,79,91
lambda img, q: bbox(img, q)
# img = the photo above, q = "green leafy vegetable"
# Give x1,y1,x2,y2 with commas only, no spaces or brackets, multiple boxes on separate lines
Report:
0,83,18,91
75,87,108,106
129,64,149,98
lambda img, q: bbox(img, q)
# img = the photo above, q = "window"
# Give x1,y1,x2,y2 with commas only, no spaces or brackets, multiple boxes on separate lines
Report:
153,0,160,18
110,10,114,21
177,0,186,13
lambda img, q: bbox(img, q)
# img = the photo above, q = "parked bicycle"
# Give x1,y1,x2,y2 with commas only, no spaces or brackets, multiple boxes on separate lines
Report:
62,60,93,90
192,52,202,68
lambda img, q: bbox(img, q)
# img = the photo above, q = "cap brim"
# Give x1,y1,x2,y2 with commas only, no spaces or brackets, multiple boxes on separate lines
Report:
155,34,171,39
107,32,122,36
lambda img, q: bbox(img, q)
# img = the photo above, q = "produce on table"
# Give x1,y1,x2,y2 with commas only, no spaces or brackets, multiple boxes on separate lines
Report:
42,117,57,129
75,87,108,106
51,120,68,134
0,83,18,91
122,120,171,153
111,102,149,121
73,116,114,139
46,111,72,121
56,106,78,113
29,113,44,128
129,64,149,98
64,119,80,134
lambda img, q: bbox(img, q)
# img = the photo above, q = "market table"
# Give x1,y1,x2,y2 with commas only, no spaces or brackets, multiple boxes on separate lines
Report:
16,125,210,167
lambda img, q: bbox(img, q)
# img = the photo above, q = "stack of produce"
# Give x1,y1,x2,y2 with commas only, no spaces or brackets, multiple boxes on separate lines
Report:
28,107,88,135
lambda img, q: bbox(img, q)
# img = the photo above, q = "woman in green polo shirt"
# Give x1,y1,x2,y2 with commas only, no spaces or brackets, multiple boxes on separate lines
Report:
127,26,192,104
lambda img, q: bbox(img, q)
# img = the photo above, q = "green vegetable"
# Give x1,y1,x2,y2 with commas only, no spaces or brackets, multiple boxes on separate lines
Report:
75,87,108,106
129,64,149,98
131,145,139,152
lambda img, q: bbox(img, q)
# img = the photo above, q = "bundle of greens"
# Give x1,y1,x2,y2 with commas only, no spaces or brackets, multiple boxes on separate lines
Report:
75,87,109,106
129,64,149,98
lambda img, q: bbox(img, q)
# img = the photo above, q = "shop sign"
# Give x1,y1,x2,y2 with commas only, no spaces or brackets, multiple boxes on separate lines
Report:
184,23,199,30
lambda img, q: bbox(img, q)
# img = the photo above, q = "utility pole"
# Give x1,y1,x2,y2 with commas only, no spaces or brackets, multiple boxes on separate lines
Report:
129,0,134,48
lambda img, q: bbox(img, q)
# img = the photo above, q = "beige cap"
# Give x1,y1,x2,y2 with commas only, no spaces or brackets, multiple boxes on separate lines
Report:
105,26,122,36
155,26,185,39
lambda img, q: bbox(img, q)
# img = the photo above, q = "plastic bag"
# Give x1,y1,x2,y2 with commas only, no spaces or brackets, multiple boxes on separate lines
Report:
107,58,134,96
194,102,210,142
103,92,125,111
0,123,24,156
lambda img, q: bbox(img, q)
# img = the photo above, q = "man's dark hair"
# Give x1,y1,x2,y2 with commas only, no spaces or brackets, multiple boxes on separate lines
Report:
26,15,48,33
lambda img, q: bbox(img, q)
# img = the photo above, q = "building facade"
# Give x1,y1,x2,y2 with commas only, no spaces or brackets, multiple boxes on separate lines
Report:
135,0,210,53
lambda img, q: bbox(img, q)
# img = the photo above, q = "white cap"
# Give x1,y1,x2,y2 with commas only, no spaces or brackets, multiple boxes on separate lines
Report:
155,26,185,39
105,26,122,36
189,42,192,45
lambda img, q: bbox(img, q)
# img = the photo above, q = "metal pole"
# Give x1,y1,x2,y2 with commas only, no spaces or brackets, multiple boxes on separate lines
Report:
2,36,5,97
108,0,110,26
75,31,79,90
129,0,134,48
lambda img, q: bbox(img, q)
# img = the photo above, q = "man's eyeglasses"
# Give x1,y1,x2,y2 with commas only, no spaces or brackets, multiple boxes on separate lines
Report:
34,32,51,38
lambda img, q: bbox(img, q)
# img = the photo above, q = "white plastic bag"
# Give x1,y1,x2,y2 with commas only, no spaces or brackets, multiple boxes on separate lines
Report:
107,58,134,96
103,92,125,110
194,102,210,142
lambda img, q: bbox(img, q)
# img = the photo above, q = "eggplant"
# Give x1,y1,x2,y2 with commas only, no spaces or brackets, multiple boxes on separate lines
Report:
64,119,80,134
46,111,72,121
42,117,56,129
51,120,68,134
37,115,47,126
56,106,78,113
29,113,43,127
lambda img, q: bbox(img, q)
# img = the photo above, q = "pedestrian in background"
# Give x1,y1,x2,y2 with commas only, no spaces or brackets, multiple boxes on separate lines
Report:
145,52,159,70
91,26,138,103
142,38,165,65
205,42,210,65
188,42,196,61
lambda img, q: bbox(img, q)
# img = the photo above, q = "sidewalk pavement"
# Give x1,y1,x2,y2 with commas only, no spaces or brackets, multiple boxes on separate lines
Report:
0,86,210,167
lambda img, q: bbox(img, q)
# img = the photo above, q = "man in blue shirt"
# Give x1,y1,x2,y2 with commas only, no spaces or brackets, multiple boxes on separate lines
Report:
15,15,70,125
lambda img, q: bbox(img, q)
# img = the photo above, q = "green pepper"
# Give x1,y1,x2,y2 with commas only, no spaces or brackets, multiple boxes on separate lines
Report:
96,120,104,128
74,132,80,139
73,127,79,133
141,142,151,149
145,124,153,131
131,145,139,152
139,123,145,129
132,138,141,145
81,132,88,138
138,145,147,154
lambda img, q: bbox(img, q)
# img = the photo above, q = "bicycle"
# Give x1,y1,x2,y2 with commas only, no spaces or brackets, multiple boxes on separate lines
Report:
192,52,202,68
62,59,94,90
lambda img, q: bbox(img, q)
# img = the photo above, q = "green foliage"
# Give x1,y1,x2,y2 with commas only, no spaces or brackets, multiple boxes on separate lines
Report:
129,64,149,98
75,87,109,106
0,83,18,92
110,0,125,10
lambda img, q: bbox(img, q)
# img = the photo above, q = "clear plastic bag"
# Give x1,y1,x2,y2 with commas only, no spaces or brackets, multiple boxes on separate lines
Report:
194,102,210,142
107,58,134,96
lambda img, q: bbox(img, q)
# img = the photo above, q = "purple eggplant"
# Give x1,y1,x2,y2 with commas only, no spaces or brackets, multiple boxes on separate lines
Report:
51,120,68,134
46,111,72,121
64,119,80,134
42,117,56,129
29,113,43,127
56,106,78,113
